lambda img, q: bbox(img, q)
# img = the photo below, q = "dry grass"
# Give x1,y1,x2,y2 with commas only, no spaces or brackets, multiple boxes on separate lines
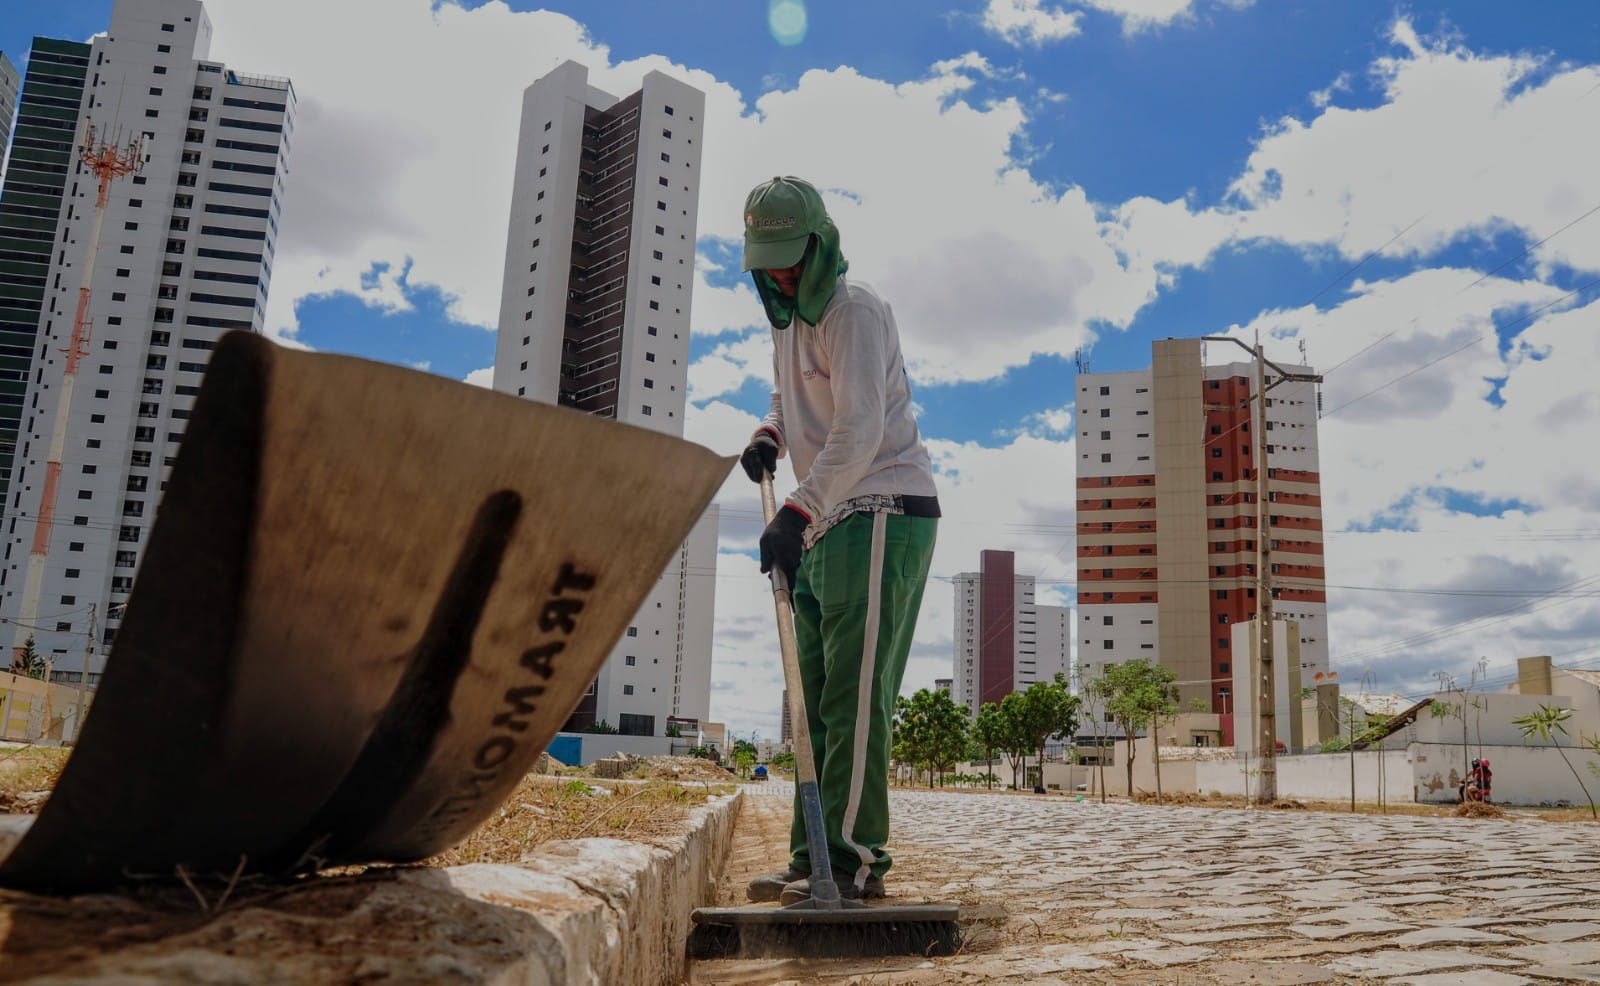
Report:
0,745,69,811
426,774,732,867
1454,801,1509,819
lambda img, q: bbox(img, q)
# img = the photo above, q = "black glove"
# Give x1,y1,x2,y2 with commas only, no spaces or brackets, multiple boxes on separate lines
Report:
740,431,780,483
759,505,808,591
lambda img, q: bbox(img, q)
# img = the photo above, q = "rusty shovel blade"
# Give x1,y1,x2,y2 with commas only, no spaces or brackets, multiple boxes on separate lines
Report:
0,331,732,894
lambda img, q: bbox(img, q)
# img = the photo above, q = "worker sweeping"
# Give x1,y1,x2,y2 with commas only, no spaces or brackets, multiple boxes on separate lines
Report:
736,176,940,906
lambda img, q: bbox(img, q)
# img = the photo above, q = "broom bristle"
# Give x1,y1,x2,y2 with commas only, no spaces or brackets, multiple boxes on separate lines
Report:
688,917,961,960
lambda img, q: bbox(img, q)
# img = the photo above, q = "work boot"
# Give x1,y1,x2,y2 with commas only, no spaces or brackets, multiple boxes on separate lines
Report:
779,873,885,906
746,867,808,902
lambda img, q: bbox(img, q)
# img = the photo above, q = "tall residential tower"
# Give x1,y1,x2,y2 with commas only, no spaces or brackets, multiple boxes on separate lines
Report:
1074,339,1328,712
0,52,19,173
495,61,716,739
1,39,91,517
953,549,1072,717
0,0,294,683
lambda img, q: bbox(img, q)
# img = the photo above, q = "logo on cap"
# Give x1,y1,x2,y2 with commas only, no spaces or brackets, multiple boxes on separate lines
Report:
746,213,797,231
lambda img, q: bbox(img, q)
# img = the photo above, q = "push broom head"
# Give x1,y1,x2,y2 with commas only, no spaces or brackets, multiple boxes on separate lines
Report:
688,901,961,960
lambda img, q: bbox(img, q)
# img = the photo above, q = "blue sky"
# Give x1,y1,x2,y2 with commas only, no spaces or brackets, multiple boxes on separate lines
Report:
5,0,1598,739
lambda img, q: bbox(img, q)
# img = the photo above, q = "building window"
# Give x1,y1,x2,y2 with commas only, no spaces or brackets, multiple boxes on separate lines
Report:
623,684,634,695
659,176,668,186
1212,471,1224,481
651,275,661,285
1102,640,1113,650
662,128,672,138
536,190,544,200
543,120,551,131
661,152,670,162
1102,615,1113,626
1100,453,1111,463
1218,614,1229,624
533,214,541,224
1098,386,1109,395
664,105,674,115
645,352,655,362
655,225,665,235
625,655,636,666
626,627,637,637
1099,408,1110,418
641,405,653,415
647,326,658,335
1218,638,1229,648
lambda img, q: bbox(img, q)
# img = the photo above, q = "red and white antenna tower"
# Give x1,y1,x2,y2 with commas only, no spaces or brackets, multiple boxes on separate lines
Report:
11,123,144,668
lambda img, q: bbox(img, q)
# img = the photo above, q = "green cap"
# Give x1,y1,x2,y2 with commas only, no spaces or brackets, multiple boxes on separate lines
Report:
742,176,830,272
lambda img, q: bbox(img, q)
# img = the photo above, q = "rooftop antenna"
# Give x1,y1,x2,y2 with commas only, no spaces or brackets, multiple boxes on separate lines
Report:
1073,347,1091,375
12,121,145,672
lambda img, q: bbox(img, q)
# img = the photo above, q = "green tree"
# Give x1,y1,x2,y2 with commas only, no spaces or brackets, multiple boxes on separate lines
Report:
893,688,970,787
732,738,758,778
1008,677,1081,792
19,635,45,680
1078,664,1110,803
996,691,1030,789
972,702,1004,790
1100,659,1179,802
1513,704,1596,820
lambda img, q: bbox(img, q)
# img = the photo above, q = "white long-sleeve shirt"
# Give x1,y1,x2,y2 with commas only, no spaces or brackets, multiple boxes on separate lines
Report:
757,276,937,544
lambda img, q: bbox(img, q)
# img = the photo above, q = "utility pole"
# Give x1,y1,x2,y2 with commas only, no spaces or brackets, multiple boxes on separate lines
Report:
12,123,144,665
1202,334,1323,804
74,603,96,744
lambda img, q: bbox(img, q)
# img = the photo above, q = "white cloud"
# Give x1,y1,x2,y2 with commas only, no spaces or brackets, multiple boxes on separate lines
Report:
1310,71,1352,108
1228,20,1600,274
982,0,1083,47
1076,0,1197,34
463,366,494,388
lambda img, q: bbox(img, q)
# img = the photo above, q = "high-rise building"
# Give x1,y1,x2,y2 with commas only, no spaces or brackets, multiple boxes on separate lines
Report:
952,549,1071,717
0,52,20,174
1074,338,1328,712
0,0,294,683
1,39,91,517
780,687,792,746
494,60,716,739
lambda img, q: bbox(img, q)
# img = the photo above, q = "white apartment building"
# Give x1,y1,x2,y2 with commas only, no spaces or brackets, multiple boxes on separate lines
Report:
0,0,292,681
494,60,715,738
953,549,1072,717
1075,339,1328,713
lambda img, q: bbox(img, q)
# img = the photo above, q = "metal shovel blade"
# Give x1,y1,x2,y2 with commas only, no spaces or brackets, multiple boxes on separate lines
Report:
0,331,732,894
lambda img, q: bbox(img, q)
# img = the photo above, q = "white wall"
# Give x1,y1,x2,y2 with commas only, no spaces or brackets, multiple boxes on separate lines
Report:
1192,749,1413,802
1413,690,1592,747
1411,741,1600,807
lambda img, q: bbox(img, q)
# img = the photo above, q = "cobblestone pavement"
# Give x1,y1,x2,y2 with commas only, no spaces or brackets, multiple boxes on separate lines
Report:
692,782,1600,985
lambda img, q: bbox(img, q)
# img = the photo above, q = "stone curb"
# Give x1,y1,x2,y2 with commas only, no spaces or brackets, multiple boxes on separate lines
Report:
2,788,744,984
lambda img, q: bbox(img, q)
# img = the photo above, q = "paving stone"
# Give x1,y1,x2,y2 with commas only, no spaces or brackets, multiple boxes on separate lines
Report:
1163,929,1286,946
1503,921,1600,943
1124,944,1215,967
1287,918,1418,939
1521,966,1600,984
1393,926,1519,946
1327,949,1524,977
1497,941,1600,965
1392,973,1533,986
1205,961,1337,985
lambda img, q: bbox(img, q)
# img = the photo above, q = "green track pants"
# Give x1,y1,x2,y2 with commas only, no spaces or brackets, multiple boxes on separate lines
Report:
788,510,937,890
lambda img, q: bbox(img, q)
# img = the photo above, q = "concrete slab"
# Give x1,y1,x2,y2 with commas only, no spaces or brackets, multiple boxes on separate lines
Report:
1328,949,1523,977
